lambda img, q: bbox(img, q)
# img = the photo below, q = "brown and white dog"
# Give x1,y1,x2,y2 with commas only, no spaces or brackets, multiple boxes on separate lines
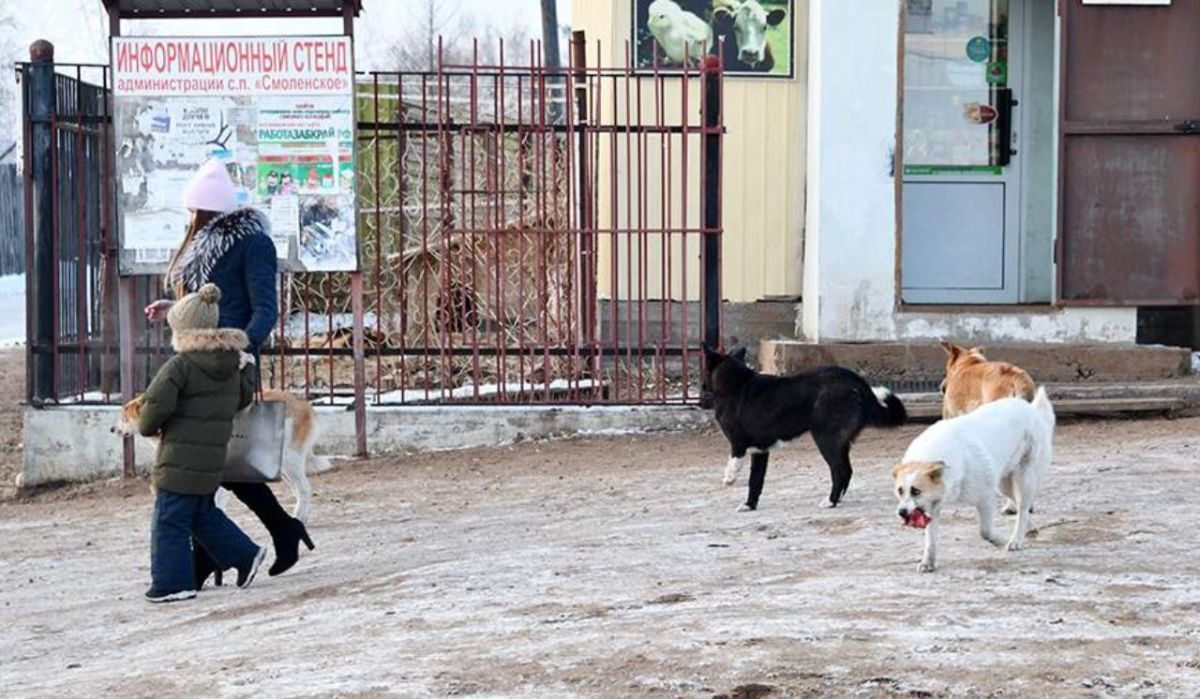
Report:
939,341,1036,420
112,382,330,522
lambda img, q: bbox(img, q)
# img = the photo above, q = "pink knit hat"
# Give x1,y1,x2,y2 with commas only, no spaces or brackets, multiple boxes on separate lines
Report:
182,160,237,213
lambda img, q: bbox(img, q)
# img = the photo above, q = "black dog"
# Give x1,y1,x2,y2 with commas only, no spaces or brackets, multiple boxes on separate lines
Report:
700,346,907,511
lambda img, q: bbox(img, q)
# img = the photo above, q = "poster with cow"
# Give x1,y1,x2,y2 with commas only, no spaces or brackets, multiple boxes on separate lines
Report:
633,0,794,78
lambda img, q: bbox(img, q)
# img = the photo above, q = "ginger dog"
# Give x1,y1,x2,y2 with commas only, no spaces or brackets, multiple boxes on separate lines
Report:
939,341,1036,419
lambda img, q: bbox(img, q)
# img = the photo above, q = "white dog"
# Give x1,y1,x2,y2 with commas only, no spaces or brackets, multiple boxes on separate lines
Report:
892,387,1055,572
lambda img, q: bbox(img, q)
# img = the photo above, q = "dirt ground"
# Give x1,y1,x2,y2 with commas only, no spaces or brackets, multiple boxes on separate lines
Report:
0,349,25,497
3,409,1200,697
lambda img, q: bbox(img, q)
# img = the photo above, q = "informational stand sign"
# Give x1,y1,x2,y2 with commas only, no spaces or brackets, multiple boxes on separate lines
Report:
112,35,358,275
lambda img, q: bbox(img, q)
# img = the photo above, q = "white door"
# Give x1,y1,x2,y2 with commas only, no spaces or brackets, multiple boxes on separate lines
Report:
901,0,1022,304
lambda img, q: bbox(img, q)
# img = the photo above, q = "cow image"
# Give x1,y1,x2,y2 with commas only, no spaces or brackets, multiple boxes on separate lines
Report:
712,0,787,72
636,0,789,74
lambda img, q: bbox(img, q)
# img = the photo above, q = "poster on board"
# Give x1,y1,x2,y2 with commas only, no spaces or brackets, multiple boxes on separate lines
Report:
631,0,794,78
112,35,358,274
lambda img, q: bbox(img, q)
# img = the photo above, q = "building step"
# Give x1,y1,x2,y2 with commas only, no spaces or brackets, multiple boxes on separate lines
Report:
897,391,1190,421
760,340,1192,384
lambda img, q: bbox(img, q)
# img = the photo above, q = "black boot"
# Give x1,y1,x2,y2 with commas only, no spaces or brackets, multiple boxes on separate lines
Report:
193,543,224,589
268,518,315,577
224,482,315,578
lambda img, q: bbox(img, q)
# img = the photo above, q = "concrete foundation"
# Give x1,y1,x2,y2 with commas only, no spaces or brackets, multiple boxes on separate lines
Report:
20,404,712,489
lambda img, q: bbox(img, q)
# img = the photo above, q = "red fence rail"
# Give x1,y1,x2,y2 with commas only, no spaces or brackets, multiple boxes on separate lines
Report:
22,35,724,427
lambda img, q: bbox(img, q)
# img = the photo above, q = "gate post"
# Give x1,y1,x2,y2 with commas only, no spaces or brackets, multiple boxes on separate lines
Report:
27,40,55,401
570,31,596,355
701,56,722,350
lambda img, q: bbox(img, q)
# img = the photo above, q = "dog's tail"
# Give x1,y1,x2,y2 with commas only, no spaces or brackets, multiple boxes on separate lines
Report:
1032,385,1055,430
306,454,334,475
867,386,908,427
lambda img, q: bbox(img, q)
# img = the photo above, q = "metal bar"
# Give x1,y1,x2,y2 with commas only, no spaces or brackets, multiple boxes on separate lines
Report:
100,65,118,402
372,72,382,404
494,43,507,400
563,39,579,400
702,57,723,351
536,42,551,402
21,65,35,404
351,272,368,457
49,78,61,400
468,40,481,400
680,55,690,401
571,31,595,377
608,67,619,401
517,70,527,395
75,66,87,400
420,71,432,402
396,82,409,402
634,43,647,402
119,277,137,476
438,39,454,403
1060,120,1200,135
28,44,55,401
30,342,697,359
655,55,668,402
623,41,636,402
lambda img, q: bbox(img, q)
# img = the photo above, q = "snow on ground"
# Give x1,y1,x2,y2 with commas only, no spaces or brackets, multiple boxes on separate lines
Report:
2,418,1200,696
0,274,25,347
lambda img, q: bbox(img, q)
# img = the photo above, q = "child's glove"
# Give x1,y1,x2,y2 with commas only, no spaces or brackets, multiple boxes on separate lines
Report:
238,351,256,370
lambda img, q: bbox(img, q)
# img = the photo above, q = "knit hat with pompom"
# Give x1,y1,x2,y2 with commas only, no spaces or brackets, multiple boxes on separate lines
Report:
168,283,222,332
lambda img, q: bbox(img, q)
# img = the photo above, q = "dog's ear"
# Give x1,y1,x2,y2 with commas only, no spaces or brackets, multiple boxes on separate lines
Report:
730,346,748,363
938,340,958,358
968,345,987,358
891,462,907,479
921,461,945,483
702,345,723,367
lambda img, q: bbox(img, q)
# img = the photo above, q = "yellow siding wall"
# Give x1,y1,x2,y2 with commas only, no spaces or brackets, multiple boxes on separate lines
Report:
572,0,806,303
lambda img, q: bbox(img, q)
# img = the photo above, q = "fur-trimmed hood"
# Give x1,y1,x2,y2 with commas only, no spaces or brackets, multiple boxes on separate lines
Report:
173,207,272,293
171,327,249,354
171,328,249,382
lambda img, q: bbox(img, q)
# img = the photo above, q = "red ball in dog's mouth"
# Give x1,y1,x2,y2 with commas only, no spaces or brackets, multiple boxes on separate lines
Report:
902,508,931,529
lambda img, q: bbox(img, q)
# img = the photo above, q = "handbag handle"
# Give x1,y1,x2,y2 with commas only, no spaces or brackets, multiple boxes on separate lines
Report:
241,350,263,404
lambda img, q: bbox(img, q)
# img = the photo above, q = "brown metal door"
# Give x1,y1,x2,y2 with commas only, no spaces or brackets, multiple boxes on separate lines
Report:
1058,0,1200,305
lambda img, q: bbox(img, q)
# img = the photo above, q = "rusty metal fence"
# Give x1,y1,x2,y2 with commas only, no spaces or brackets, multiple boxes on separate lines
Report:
23,35,724,453
22,59,117,405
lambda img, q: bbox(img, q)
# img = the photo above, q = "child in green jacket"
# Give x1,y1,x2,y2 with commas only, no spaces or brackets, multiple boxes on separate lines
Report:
139,283,266,603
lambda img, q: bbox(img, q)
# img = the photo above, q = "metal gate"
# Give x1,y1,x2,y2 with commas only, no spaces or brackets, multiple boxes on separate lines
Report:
21,53,116,405
23,36,724,422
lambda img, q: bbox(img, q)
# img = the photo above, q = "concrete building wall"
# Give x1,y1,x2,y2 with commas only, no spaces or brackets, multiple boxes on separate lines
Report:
801,0,1136,344
571,0,807,303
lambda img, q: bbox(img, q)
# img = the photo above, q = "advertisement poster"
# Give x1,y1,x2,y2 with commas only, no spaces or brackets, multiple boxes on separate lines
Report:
112,35,357,274
632,0,794,78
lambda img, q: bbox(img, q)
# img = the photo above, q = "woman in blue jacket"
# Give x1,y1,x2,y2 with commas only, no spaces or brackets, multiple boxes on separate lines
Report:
146,159,313,587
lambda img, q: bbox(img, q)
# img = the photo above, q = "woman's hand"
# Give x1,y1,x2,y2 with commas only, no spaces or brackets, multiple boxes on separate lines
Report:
144,299,174,323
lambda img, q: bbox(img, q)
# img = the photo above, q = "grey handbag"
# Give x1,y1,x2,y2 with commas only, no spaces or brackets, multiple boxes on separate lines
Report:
222,400,286,483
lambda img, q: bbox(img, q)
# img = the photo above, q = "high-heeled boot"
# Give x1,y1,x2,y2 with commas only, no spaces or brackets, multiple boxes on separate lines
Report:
224,481,315,577
267,518,315,577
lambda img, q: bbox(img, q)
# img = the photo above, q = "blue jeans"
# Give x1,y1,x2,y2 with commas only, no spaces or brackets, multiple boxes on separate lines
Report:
151,489,258,593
